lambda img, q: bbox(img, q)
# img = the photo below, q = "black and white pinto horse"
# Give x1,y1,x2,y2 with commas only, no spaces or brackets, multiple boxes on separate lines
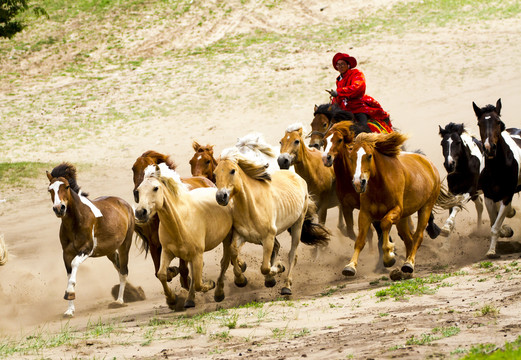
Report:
474,98,521,258
438,123,485,236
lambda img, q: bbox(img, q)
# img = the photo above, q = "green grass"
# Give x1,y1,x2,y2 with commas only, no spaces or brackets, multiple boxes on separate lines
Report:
0,162,52,187
375,272,464,301
461,336,521,359
405,326,460,346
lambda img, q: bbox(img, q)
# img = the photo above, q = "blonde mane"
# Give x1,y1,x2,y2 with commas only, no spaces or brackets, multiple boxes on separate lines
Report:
144,163,189,197
221,147,271,182
236,133,276,159
354,132,408,157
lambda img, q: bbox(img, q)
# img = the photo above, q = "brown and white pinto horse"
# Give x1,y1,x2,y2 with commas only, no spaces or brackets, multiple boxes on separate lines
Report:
341,132,442,276
474,99,521,258
189,141,218,183
215,148,330,295
132,150,215,290
47,163,134,317
277,123,347,237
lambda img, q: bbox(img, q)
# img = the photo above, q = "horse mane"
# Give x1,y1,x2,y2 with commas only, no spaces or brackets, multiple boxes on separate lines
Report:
440,122,465,136
329,121,356,143
314,103,354,123
481,104,498,115
145,163,189,197
236,133,276,159
221,148,271,182
140,150,177,170
355,132,409,157
286,122,304,133
50,162,87,196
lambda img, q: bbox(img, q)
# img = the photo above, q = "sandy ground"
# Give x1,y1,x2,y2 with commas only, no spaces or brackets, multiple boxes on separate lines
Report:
2,0,521,359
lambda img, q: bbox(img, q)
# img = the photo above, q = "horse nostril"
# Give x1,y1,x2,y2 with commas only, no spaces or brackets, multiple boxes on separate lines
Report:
361,179,366,187
60,204,65,211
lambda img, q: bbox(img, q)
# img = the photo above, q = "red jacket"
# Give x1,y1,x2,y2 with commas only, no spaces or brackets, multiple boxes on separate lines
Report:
331,68,392,132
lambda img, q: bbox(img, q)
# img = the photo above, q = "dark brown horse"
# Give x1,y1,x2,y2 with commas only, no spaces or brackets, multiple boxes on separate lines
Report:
189,141,218,183
132,150,215,290
47,163,134,317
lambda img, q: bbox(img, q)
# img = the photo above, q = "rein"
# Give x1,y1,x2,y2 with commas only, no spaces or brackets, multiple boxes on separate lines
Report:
306,121,333,139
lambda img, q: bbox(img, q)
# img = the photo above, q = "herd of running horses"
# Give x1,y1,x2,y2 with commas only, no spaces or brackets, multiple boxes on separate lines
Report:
44,98,521,317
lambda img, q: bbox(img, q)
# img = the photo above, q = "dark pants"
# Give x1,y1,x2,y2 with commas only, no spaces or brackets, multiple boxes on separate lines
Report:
354,112,369,126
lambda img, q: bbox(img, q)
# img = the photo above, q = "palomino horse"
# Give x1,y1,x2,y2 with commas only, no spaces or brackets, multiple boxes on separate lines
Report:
308,103,372,150
438,122,485,236
189,141,218,183
134,163,245,308
474,99,521,258
214,148,330,295
47,163,134,316
0,234,7,266
132,150,215,290
340,132,443,276
277,123,347,237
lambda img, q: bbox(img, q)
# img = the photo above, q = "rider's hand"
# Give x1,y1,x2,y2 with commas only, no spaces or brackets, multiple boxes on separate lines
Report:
326,89,338,97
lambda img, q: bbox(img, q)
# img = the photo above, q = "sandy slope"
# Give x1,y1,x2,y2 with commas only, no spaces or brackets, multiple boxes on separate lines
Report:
1,0,521,358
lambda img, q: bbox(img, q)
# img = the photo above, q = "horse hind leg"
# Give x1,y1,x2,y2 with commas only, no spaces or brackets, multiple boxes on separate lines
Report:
214,234,233,303
264,237,283,288
158,249,178,310
402,208,432,273
185,253,215,309
281,220,304,296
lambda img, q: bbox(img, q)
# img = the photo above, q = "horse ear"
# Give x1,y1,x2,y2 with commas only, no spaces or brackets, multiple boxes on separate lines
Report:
438,125,446,137
297,127,303,136
46,170,53,182
192,140,201,152
154,164,161,177
314,104,318,112
457,124,465,135
496,98,502,116
472,102,482,118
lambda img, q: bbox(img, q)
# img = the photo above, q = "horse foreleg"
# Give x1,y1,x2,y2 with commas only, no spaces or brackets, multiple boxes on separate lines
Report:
214,234,233,303
440,206,461,237
186,253,215,309
343,210,371,277
474,195,484,230
281,220,304,296
230,233,248,288
341,204,356,240
261,231,279,288
379,207,402,268
158,249,177,310
486,198,513,258
65,253,89,301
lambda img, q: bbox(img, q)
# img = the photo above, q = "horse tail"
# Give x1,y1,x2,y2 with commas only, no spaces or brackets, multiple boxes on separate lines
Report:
133,223,150,257
426,213,441,239
300,199,330,246
434,184,467,211
0,234,8,266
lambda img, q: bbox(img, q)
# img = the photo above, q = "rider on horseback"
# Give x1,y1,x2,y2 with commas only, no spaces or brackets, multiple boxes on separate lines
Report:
327,53,393,133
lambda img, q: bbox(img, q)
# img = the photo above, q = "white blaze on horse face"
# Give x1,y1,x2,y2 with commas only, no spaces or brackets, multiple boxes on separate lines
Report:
353,147,366,183
49,181,64,206
197,155,202,160
323,134,334,154
446,138,454,165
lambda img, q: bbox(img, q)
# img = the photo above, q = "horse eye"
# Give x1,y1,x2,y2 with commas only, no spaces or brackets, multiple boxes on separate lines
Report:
153,186,159,192
65,185,70,190
230,169,236,175
294,140,300,145
206,160,211,165
323,124,327,128
367,154,373,160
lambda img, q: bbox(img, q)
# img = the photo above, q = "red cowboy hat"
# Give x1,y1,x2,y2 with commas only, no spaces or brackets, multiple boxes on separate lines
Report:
332,53,357,70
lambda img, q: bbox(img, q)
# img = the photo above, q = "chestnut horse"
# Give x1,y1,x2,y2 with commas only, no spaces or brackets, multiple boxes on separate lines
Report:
474,99,521,258
132,150,215,290
134,163,245,308
0,234,7,266
47,163,134,316
189,141,218,183
214,148,330,295
342,132,443,276
277,123,347,237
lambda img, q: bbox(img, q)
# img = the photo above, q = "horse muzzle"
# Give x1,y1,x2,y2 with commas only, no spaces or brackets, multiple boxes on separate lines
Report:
353,178,367,193
308,140,322,150
134,208,150,223
53,204,66,217
322,154,334,167
216,189,230,206
277,154,294,170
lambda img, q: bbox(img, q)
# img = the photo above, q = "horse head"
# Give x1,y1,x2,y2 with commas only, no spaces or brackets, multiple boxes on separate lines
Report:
474,99,504,159
439,122,466,173
349,132,407,193
308,104,335,149
278,123,305,169
322,121,356,167
132,150,176,203
47,173,71,218
133,165,163,223
189,141,217,183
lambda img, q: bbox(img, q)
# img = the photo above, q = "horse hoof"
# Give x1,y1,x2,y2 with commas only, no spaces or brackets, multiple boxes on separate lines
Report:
440,227,451,237
264,278,277,288
486,252,501,259
342,266,356,277
507,208,516,218
401,263,414,273
281,287,292,296
500,225,514,238
184,300,195,309
383,257,396,268
64,291,75,300
63,311,74,318
240,262,247,273
108,301,127,309
214,293,225,303
279,265,286,273
234,276,248,288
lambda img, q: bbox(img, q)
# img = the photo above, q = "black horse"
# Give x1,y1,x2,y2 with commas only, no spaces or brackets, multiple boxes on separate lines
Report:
438,122,484,236
474,98,521,258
